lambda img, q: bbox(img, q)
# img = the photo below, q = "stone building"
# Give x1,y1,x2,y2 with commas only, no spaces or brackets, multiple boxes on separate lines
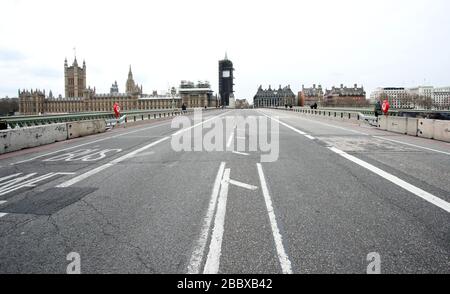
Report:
64,57,86,98
298,84,323,106
323,84,367,107
253,85,296,108
19,58,216,115
178,80,217,108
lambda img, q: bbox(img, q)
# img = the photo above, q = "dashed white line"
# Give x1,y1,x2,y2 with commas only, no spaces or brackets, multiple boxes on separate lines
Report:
203,168,231,274
329,147,450,213
0,201,6,205
187,162,226,274
257,163,293,274
0,213,7,218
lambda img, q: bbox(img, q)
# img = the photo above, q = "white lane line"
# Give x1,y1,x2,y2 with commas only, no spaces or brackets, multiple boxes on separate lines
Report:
0,173,23,182
0,173,38,195
262,109,368,135
56,164,114,188
232,151,250,156
305,135,315,140
0,201,6,205
11,111,224,165
329,147,450,213
228,179,258,191
188,162,226,274
257,110,306,136
227,131,234,148
0,213,7,218
373,136,450,156
57,112,230,188
203,168,231,274
11,121,172,165
257,163,293,274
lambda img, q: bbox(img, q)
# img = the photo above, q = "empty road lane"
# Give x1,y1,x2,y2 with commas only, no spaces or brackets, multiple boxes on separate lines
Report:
0,109,449,273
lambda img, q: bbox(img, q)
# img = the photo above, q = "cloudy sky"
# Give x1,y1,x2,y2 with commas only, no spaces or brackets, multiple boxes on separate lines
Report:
1,0,449,101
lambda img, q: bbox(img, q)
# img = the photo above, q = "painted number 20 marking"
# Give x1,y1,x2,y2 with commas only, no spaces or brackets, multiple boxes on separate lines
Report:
43,148,122,162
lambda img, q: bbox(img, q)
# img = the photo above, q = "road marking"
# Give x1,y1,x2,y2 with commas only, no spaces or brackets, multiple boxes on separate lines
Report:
232,151,250,156
373,136,450,156
0,172,76,196
43,148,122,162
262,109,369,135
261,110,450,214
0,201,6,205
0,173,23,182
258,111,306,136
305,135,315,140
257,163,293,274
187,162,226,274
10,122,172,165
57,112,230,188
228,179,258,191
0,213,7,218
203,168,231,274
227,132,234,148
328,147,450,213
10,111,224,165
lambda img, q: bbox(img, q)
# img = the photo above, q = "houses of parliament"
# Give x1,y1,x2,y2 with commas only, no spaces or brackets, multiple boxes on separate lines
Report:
18,57,218,115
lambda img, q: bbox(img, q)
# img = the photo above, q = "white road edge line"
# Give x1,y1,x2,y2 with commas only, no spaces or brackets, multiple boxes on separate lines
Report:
203,168,231,274
261,109,450,213
0,213,7,218
228,179,258,191
187,162,226,274
56,111,230,188
257,110,307,136
328,147,450,213
257,163,293,274
305,135,315,140
373,136,450,156
262,108,369,135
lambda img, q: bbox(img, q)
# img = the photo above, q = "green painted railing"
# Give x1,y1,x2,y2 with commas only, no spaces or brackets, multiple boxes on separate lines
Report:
1,108,211,129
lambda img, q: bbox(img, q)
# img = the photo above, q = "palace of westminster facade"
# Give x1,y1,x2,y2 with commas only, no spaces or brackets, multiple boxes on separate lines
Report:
18,57,218,115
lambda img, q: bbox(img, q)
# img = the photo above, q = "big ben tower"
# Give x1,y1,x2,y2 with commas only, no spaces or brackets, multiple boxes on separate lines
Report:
218,53,234,106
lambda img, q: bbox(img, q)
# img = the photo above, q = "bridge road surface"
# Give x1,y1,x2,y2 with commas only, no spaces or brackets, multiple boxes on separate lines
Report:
0,108,449,273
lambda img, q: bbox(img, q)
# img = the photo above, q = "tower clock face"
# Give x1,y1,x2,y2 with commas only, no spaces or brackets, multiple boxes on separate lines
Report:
222,70,230,78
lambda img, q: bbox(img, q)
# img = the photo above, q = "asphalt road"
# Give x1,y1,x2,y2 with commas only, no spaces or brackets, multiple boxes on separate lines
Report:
0,108,449,274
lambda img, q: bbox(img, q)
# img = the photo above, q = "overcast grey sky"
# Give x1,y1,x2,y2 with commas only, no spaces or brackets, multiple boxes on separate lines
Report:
1,0,449,100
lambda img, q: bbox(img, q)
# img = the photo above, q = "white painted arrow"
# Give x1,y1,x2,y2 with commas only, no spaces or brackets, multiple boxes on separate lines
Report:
228,179,258,191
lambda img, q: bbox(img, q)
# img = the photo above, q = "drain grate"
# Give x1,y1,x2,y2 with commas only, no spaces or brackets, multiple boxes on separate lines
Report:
1,187,97,215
